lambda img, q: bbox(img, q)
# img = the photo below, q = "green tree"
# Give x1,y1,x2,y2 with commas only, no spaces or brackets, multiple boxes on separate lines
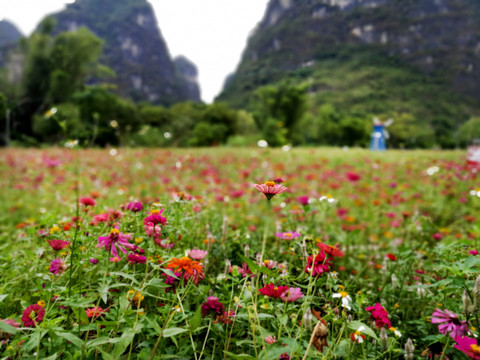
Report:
458,117,480,147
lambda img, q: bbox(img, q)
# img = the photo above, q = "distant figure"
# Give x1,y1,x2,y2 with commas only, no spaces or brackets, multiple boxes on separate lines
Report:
466,140,480,171
370,117,393,151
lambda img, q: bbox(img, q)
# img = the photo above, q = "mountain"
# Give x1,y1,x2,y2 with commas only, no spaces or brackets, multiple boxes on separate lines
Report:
0,19,23,47
218,0,480,146
48,0,200,105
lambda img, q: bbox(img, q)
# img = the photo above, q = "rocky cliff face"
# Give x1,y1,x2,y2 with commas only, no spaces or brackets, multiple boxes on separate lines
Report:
174,56,201,102
219,0,480,106
49,0,200,105
0,20,23,68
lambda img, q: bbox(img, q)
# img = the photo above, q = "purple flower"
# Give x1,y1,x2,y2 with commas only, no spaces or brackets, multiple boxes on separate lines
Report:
276,231,301,240
50,258,68,275
89,258,99,264
432,309,469,339
201,297,225,318
188,249,208,260
127,252,147,264
97,228,135,259
125,201,143,212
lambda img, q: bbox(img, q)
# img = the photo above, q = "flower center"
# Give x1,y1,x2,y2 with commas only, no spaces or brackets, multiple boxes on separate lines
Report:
265,181,276,187
110,228,119,235
29,311,36,320
285,233,292,237
151,209,160,215
471,344,480,355
340,291,348,297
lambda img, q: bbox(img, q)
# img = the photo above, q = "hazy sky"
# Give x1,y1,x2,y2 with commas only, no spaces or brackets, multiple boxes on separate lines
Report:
1,0,270,103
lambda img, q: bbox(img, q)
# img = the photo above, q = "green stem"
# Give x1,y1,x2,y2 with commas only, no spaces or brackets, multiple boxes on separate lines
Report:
198,318,212,360
439,336,451,360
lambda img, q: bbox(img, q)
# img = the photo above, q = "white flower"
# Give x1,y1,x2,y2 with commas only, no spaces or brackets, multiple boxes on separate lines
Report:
332,291,352,310
352,326,365,343
319,194,336,203
389,327,402,337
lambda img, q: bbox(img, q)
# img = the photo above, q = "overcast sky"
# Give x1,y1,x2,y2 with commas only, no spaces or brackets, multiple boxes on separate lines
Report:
1,0,269,103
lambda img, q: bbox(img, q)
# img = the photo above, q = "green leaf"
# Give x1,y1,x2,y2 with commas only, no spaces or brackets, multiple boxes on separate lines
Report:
163,327,188,337
145,316,162,333
223,351,257,360
55,331,84,348
348,321,379,341
189,306,203,333
112,332,135,358
109,271,139,284
0,294,7,302
23,330,47,352
238,254,275,277
87,336,123,347
0,319,18,334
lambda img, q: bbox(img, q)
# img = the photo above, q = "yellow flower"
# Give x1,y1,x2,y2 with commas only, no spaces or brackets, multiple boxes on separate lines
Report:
49,226,61,234
37,300,46,307
135,237,144,244
394,303,400,308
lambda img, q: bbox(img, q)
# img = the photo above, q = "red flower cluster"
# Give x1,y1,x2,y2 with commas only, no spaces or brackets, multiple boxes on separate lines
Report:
365,303,391,328
22,304,46,327
201,297,225,318
259,284,290,298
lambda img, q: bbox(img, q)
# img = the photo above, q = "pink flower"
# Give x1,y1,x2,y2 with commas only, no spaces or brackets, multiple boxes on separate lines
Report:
366,303,391,328
470,250,479,256
454,336,480,359
253,181,288,200
47,239,70,251
265,335,277,344
97,228,135,259
297,196,309,206
50,258,68,275
127,252,147,264
79,197,96,207
188,249,208,260
432,309,469,339
276,231,301,240
124,201,143,212
201,297,225,318
86,306,105,318
144,223,162,238
144,209,167,226
259,283,289,298
346,172,361,182
280,287,304,302
305,252,333,277
22,304,45,327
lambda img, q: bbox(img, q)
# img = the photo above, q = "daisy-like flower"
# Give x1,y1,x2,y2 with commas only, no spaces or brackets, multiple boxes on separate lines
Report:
455,336,480,359
280,287,304,302
389,327,402,337
47,239,70,251
259,283,289,298
432,308,469,339
97,228,135,259
201,297,225,318
86,306,105,318
22,304,46,327
319,194,336,203
50,258,68,275
253,181,288,200
351,326,366,343
167,257,204,285
276,231,301,240
188,249,208,260
332,291,352,310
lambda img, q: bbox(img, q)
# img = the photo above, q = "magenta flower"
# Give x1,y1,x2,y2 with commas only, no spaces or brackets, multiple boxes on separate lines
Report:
305,252,333,277
125,201,143,212
97,228,135,259
280,287,304,302
144,209,167,226
47,239,70,251
253,181,288,200
470,250,479,256
297,195,310,206
455,336,480,359
50,258,68,275
276,231,301,240
432,309,469,339
188,249,208,260
365,303,391,328
127,252,147,264
201,297,225,318
22,304,45,327
79,197,95,207
259,283,289,298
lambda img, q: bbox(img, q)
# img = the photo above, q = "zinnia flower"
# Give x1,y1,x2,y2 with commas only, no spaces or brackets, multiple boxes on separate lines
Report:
259,283,289,298
167,257,204,285
47,239,70,251
305,252,333,277
79,197,96,207
432,309,469,339
276,231,301,240
253,181,288,200
86,306,105,318
125,201,143,212
455,336,480,359
265,335,277,344
317,243,344,258
127,252,147,264
22,304,46,327
280,287,304,302
144,209,167,226
50,258,68,275
201,297,225,318
188,249,208,260
366,303,391,328
97,228,135,259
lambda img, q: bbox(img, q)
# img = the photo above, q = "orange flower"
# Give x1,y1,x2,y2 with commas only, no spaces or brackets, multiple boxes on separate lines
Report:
167,257,203,275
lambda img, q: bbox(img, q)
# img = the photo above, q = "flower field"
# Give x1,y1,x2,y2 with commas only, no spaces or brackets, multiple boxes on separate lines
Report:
0,147,479,359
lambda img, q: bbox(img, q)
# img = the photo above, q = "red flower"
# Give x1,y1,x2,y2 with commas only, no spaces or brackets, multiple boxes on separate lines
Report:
22,304,46,327
365,303,391,328
305,252,333,277
259,283,289,298
86,306,105,318
47,239,70,251
386,253,397,261
201,297,225,318
79,197,96,207
317,243,344,258
144,209,167,226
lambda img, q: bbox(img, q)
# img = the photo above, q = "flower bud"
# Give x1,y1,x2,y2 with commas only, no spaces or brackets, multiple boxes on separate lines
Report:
391,274,398,289
380,327,388,351
303,308,313,330
404,338,414,360
225,259,231,274
244,244,250,258
463,289,473,315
